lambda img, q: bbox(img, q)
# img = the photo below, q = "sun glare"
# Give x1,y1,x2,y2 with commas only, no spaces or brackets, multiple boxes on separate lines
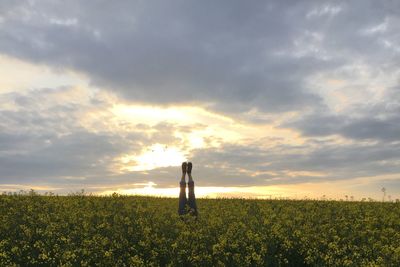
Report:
111,105,189,125
110,103,305,175
121,144,187,172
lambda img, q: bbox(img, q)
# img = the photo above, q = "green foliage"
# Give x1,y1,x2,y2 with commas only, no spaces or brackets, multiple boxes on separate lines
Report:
0,194,399,266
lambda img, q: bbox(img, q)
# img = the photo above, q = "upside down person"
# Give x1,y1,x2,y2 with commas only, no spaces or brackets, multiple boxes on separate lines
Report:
178,162,198,216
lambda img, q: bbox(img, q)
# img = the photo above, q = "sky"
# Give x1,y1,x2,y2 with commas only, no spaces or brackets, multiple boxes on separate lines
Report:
0,0,399,200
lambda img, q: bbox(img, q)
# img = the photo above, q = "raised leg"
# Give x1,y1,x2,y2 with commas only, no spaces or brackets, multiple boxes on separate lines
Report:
178,181,187,215
178,162,187,215
187,162,198,216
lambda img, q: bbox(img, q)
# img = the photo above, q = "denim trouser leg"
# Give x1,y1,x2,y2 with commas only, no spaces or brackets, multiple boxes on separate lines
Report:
188,181,198,216
178,181,187,215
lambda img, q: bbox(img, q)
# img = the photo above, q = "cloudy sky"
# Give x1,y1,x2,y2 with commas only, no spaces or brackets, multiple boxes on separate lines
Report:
1,0,399,199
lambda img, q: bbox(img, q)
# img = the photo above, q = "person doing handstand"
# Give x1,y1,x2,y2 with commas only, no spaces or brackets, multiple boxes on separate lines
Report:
178,162,198,216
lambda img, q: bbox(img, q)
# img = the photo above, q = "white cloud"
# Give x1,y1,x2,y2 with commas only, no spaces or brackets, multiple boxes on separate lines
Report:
49,17,78,26
306,4,342,19
361,20,388,35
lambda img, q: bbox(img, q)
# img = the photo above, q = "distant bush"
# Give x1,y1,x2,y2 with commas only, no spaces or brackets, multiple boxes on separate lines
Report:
0,195,399,266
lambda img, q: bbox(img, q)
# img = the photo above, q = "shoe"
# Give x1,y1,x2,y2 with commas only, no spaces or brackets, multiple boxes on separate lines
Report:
182,162,187,174
187,162,192,174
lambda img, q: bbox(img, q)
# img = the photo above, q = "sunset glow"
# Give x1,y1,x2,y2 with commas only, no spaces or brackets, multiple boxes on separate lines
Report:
120,144,187,172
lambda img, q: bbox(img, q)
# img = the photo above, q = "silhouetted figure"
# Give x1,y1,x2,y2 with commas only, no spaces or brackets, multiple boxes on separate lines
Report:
178,162,198,216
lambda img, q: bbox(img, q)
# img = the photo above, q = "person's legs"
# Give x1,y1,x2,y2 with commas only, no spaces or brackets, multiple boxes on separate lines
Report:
178,162,188,215
187,162,198,216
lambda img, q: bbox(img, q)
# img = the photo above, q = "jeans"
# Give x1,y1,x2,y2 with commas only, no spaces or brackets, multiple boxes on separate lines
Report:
178,181,198,216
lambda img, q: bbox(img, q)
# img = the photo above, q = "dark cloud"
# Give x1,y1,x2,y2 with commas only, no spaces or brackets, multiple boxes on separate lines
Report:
188,140,400,187
0,132,122,181
285,92,400,142
286,114,400,141
341,117,400,141
0,0,357,113
0,1,398,114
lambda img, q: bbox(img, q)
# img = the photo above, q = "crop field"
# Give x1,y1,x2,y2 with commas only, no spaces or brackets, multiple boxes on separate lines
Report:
0,193,399,266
